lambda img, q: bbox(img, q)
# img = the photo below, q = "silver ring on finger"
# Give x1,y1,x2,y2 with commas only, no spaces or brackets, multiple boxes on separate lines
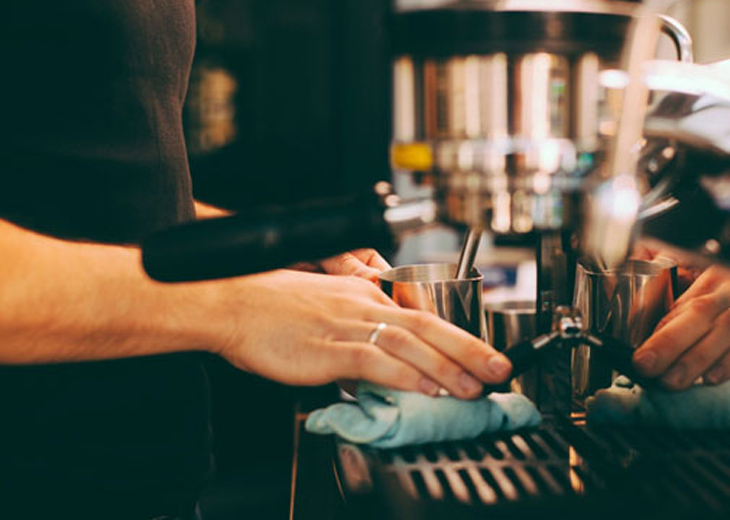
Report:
367,322,388,346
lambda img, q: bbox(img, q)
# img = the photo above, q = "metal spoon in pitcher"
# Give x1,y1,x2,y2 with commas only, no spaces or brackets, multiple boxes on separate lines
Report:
454,228,482,280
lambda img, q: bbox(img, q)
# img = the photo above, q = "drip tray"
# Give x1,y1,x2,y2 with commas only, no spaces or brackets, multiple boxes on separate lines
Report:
334,419,730,520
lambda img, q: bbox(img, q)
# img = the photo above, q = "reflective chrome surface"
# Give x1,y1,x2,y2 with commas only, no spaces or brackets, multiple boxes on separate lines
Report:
383,198,440,237
485,301,536,350
392,51,596,233
379,263,485,339
644,60,730,156
394,0,639,16
391,3,692,235
484,301,538,400
588,59,730,265
571,258,677,404
658,15,694,64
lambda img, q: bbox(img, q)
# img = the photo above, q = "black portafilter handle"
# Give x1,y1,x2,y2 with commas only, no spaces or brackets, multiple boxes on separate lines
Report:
481,334,558,396
142,192,395,282
583,333,658,390
479,332,658,397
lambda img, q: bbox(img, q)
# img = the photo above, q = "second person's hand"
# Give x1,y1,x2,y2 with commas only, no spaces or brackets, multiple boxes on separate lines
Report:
633,265,730,390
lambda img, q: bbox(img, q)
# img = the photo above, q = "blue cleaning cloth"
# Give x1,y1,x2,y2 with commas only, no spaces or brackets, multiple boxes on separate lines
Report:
586,376,730,429
305,382,541,448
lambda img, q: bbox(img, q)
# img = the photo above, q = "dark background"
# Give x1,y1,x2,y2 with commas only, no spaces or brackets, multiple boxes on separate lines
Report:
185,1,391,518
186,0,392,211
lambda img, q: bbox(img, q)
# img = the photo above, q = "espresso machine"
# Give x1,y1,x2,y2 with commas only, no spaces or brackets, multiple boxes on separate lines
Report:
144,1,730,518
145,0,730,409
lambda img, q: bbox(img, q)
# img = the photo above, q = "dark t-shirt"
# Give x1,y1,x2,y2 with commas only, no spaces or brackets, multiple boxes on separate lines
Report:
0,1,211,516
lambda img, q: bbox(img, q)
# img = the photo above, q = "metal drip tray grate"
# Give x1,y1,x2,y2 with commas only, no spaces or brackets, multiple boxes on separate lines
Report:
334,421,730,520
582,426,730,516
372,427,592,504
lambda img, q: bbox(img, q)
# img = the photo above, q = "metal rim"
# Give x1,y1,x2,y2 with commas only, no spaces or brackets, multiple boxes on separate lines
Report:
395,0,641,16
484,300,536,314
378,263,483,283
577,258,677,277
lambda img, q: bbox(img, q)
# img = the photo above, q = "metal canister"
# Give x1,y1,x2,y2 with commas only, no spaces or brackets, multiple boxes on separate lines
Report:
484,301,538,402
572,258,678,405
379,263,485,339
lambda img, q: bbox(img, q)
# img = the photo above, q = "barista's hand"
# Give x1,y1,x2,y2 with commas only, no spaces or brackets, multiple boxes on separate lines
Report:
633,265,730,390
631,242,703,293
291,249,391,283
214,269,511,399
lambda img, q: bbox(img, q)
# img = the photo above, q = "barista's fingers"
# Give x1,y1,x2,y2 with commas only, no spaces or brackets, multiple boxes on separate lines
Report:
672,268,728,309
634,295,727,378
654,282,709,330
660,310,730,390
370,308,511,385
319,253,380,281
334,341,440,396
349,249,391,271
354,322,483,400
653,303,685,334
319,250,390,282
657,284,730,334
643,266,712,333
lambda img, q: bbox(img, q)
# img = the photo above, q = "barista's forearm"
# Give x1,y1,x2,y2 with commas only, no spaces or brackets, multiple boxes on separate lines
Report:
0,220,226,364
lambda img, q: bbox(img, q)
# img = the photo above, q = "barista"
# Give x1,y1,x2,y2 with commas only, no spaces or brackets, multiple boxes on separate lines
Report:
0,1,511,518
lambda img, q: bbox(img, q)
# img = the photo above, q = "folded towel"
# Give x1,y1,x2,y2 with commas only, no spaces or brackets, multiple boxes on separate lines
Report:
586,376,730,429
305,382,541,448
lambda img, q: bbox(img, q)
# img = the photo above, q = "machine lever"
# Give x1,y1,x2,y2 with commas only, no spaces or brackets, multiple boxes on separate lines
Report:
480,333,559,397
480,331,658,397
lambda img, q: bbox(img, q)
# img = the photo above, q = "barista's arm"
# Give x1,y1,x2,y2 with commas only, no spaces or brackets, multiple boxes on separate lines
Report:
0,219,511,398
634,265,730,390
0,218,224,364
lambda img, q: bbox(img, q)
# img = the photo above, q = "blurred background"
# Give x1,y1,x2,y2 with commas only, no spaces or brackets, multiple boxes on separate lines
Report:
184,1,730,518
